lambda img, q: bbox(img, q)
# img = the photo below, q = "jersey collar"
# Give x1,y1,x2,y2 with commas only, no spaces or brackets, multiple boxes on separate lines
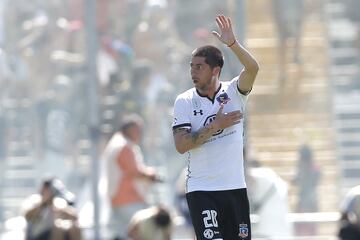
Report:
195,83,222,104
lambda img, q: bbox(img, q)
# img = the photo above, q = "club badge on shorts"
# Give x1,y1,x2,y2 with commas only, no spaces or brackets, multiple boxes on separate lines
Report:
238,223,249,238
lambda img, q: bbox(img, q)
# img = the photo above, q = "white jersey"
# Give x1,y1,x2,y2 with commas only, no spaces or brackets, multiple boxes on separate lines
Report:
172,78,248,193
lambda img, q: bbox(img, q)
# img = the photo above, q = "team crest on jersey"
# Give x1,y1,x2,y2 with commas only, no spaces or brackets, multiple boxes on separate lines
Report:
238,223,249,238
216,92,230,105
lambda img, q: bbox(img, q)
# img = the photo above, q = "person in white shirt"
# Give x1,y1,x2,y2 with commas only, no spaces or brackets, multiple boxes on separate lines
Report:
172,15,258,240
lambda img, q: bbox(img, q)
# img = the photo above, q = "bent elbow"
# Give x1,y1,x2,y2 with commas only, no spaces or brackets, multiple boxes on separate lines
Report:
250,62,259,74
176,146,187,154
175,142,190,154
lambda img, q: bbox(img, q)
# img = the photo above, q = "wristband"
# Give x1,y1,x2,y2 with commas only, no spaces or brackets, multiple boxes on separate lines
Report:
227,39,236,47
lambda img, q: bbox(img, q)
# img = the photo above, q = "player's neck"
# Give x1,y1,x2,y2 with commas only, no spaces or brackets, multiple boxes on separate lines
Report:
198,79,220,99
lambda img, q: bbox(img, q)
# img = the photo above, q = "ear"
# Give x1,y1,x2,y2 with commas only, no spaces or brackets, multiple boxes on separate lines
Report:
212,66,221,77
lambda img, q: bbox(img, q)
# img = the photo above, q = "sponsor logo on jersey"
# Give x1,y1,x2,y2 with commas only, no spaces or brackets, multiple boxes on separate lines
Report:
193,110,203,116
204,114,223,135
238,223,249,238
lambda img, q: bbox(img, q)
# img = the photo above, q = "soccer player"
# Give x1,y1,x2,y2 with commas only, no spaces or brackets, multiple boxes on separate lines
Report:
171,15,259,239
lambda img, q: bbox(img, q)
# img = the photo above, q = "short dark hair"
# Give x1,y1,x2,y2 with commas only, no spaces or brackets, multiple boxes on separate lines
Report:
154,207,171,228
41,177,76,205
192,45,224,69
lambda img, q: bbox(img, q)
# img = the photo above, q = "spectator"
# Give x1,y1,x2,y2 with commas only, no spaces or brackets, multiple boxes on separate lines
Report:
22,177,81,240
293,143,321,235
119,59,153,118
128,205,173,240
246,158,293,237
338,185,360,240
35,75,78,185
271,0,305,87
344,0,360,88
104,113,160,240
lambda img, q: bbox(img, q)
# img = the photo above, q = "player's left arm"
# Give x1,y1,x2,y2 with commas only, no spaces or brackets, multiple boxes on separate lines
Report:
212,15,259,94
231,40,259,94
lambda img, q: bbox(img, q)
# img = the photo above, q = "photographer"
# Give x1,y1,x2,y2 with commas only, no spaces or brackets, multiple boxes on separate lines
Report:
338,185,360,240
22,178,81,240
128,205,173,240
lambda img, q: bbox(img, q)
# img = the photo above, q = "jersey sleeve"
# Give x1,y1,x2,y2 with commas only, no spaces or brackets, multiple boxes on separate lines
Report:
231,76,252,97
172,95,191,131
230,77,249,102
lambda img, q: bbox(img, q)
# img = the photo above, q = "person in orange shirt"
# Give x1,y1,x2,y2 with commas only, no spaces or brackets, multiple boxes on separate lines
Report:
104,114,159,240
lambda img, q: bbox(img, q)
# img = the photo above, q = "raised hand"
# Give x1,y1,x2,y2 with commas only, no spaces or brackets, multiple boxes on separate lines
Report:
212,15,237,46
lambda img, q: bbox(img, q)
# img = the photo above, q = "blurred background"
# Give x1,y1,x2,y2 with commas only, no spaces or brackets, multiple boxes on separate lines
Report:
1,0,360,239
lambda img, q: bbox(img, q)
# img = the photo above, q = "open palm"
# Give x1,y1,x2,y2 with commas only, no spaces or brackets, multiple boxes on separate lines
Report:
212,15,236,46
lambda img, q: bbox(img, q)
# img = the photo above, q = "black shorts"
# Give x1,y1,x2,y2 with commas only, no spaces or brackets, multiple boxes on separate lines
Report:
186,188,251,240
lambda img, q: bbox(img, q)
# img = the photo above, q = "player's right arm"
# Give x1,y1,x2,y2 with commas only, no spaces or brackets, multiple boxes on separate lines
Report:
173,123,219,154
173,105,243,154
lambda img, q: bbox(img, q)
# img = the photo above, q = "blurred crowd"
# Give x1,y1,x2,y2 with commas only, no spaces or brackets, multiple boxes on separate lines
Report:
1,0,360,239
0,0,240,199
0,0,244,239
